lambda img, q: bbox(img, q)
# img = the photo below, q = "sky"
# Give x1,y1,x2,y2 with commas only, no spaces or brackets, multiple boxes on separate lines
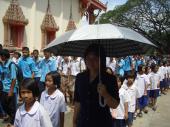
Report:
80,0,128,26
101,0,128,11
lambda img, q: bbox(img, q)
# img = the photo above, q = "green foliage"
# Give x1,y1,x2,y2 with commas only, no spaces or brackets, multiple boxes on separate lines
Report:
99,0,170,54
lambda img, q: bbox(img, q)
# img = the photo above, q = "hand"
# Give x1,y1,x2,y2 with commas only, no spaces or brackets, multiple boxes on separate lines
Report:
97,83,109,98
124,113,128,120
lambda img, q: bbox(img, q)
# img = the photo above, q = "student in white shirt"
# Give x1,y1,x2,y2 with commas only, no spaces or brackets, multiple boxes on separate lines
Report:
145,66,151,105
111,75,130,127
69,57,80,105
135,65,148,117
158,63,166,94
40,71,66,127
168,63,170,88
122,73,140,127
149,64,160,111
14,79,52,127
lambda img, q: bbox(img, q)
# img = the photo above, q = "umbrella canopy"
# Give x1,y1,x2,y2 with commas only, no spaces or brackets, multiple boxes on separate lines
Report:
45,24,157,57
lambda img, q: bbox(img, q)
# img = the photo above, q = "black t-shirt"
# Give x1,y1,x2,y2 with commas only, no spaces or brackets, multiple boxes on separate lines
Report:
74,71,120,127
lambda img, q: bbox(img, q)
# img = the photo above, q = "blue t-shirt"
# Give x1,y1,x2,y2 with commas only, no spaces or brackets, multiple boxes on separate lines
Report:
18,57,38,78
135,59,144,71
33,57,42,78
117,59,125,77
39,57,57,82
123,56,132,71
2,59,17,93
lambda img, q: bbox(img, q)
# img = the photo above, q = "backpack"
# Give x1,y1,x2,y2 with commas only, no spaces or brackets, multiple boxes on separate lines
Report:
9,62,24,86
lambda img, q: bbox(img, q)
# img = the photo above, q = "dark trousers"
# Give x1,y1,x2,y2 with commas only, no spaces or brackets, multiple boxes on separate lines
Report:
0,91,17,124
113,119,126,127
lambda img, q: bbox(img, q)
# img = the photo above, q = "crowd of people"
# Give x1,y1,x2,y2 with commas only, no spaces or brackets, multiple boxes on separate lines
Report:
0,43,170,127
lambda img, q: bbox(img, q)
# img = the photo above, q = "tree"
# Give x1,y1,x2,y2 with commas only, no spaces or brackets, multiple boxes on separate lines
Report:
99,0,170,54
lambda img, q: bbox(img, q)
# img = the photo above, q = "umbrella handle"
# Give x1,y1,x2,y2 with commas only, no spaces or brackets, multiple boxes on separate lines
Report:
99,94,106,107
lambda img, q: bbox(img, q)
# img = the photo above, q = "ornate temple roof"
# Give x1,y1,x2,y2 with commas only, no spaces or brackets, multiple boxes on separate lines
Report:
66,0,76,31
3,0,28,25
41,0,59,31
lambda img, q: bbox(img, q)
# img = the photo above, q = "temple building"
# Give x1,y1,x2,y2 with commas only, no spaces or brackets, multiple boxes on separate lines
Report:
0,0,106,51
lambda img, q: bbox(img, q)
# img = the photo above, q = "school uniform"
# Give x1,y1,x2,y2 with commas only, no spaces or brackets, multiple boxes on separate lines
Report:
39,57,57,92
168,66,170,87
18,57,38,79
60,60,71,76
0,63,5,116
0,59,18,124
40,89,67,127
117,59,125,77
149,72,160,98
33,57,42,84
108,59,117,73
135,74,148,109
14,101,53,127
123,56,132,76
112,86,130,127
158,66,164,89
122,81,140,125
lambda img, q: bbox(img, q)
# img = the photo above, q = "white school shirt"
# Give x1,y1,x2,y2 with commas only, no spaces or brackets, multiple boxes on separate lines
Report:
146,73,152,90
135,74,147,98
108,60,117,72
168,66,170,76
40,89,67,127
60,61,71,75
14,101,52,127
122,81,140,113
149,72,161,90
114,86,130,119
161,66,166,79
158,67,164,81
70,60,80,76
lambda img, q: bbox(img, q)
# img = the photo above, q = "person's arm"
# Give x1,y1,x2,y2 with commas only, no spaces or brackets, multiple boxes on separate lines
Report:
73,102,80,127
30,59,38,78
8,64,17,97
98,76,120,109
98,84,119,109
124,102,128,120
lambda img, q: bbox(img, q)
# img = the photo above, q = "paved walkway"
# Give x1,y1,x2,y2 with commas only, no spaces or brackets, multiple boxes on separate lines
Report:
1,91,170,127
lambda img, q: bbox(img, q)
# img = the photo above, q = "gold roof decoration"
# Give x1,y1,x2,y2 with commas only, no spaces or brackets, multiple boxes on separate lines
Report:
66,0,76,31
41,0,59,31
3,0,28,25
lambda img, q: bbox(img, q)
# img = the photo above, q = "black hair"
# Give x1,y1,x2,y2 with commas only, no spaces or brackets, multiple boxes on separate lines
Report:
46,71,61,88
126,72,135,80
33,49,39,54
14,51,21,58
0,49,10,59
151,63,157,71
106,67,114,75
22,47,29,51
20,78,40,98
84,43,106,73
43,49,51,53
138,65,144,73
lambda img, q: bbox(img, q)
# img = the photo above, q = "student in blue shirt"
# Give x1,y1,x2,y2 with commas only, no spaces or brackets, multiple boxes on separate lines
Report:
18,47,38,79
0,49,17,125
117,58,125,77
39,50,57,93
123,56,132,77
135,56,144,72
32,49,42,84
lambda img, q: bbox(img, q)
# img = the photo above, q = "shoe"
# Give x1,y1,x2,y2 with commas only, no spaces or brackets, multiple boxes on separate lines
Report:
138,112,143,117
152,106,157,111
144,109,148,114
